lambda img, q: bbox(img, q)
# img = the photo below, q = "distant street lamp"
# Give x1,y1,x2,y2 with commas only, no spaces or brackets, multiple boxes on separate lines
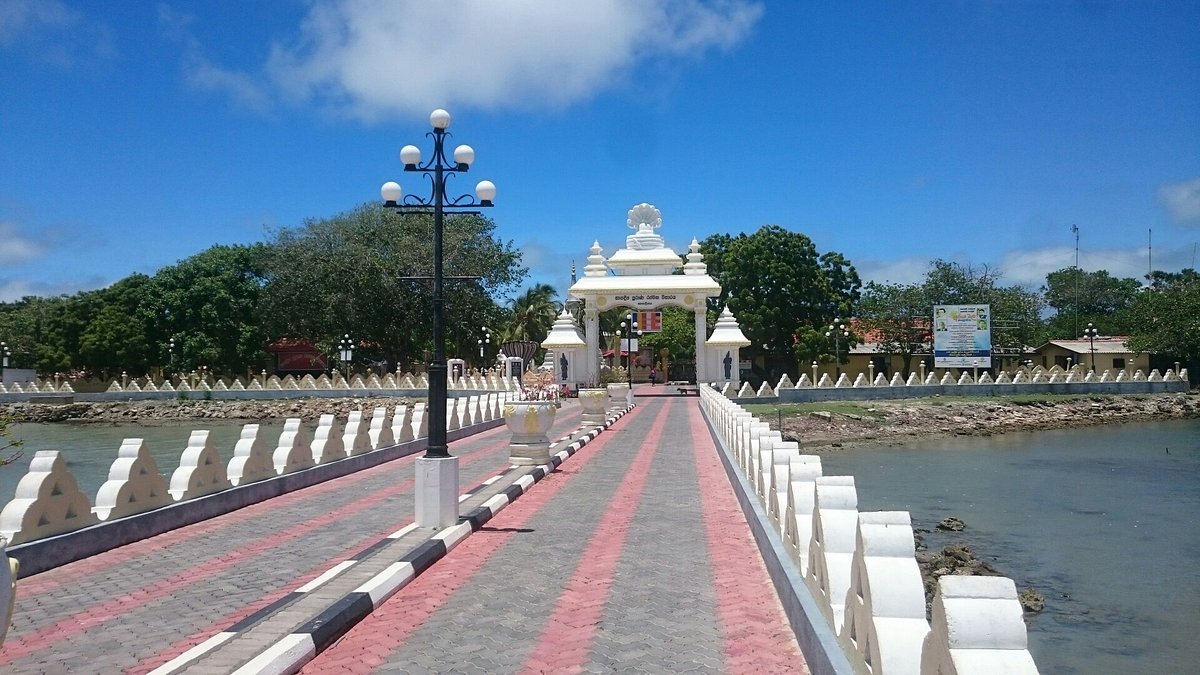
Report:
825,319,849,378
167,339,175,377
619,314,641,391
1,341,10,374
1083,323,1099,372
338,334,354,383
381,108,495,460
478,327,491,367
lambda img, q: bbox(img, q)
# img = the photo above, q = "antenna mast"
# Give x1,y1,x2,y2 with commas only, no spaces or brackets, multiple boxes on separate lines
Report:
1072,224,1080,337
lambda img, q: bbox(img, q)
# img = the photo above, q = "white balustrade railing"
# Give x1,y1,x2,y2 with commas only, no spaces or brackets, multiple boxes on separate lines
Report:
698,384,1039,674
0,393,514,549
714,365,1188,401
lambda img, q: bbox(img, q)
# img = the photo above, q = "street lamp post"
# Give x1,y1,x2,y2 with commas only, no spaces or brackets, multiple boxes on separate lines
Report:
1,341,9,374
478,327,491,369
380,110,495,530
1083,323,1099,372
338,334,354,384
619,316,641,392
167,339,175,380
825,319,848,378
381,108,495,460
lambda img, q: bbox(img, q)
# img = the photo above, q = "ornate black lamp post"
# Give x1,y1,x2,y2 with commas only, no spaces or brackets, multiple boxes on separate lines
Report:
1,341,9,377
380,108,495,461
826,319,848,377
1083,322,1099,372
478,327,491,368
619,314,641,391
338,333,355,383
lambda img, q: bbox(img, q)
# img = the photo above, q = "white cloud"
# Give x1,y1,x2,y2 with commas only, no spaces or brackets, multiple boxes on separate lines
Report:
1158,177,1200,225
259,0,763,120
0,0,75,45
0,220,44,265
187,60,272,113
856,245,1163,290
855,256,933,286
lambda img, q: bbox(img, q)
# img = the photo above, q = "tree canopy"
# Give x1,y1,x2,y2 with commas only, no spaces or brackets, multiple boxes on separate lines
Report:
258,204,525,371
700,225,861,379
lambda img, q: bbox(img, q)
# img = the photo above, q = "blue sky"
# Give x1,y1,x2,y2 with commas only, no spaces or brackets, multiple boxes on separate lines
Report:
1,0,1198,304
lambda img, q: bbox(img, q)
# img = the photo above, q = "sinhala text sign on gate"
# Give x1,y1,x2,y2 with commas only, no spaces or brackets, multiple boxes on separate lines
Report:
933,304,991,368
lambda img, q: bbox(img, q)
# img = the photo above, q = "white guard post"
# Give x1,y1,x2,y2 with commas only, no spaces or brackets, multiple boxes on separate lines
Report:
415,455,459,529
706,306,751,391
503,356,525,383
446,358,467,385
541,309,586,394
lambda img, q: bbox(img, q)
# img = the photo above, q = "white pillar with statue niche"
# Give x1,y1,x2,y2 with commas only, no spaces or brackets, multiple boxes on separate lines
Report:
541,309,586,392
705,306,750,390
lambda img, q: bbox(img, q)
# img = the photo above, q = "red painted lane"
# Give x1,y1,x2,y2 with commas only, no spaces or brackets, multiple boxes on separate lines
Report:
127,414,586,674
300,405,646,674
2,414,580,667
686,403,809,674
15,419,517,598
518,399,674,675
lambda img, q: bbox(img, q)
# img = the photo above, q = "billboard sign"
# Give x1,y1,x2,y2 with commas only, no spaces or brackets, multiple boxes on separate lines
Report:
933,304,991,368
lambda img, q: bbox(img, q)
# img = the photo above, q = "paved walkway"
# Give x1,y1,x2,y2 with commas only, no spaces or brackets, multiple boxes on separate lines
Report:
1,394,808,674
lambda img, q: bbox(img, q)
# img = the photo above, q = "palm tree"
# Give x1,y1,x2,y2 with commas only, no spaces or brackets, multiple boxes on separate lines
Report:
502,284,560,343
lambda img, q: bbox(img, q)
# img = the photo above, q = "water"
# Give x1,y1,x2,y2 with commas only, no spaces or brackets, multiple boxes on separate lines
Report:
821,419,1200,675
0,420,286,506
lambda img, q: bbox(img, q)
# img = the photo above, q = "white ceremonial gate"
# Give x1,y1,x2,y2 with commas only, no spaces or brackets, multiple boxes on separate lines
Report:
566,203,750,388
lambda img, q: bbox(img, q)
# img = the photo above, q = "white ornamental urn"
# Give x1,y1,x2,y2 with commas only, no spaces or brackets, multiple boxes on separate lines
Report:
504,400,558,465
578,387,608,426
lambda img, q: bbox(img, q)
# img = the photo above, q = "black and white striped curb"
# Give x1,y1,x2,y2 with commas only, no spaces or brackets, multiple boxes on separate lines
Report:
164,405,634,675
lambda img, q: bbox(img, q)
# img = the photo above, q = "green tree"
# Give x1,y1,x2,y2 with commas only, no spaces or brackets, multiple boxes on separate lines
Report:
700,225,861,379
260,204,524,371
1126,268,1200,368
502,283,559,343
78,274,155,376
1042,267,1141,338
144,244,271,376
639,306,696,363
856,281,931,377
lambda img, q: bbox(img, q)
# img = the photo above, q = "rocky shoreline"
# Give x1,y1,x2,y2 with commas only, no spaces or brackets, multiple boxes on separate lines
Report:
0,396,417,425
775,391,1200,450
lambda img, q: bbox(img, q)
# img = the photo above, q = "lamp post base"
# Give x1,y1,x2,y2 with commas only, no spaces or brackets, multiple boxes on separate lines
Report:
415,456,459,529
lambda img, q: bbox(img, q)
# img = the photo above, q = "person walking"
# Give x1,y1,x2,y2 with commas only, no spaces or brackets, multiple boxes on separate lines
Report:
649,367,658,386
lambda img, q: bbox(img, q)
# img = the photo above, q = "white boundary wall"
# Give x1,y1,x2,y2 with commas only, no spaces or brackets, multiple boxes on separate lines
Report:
699,385,1039,675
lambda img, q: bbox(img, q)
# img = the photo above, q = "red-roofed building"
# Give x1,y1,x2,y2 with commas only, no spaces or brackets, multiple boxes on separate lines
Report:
266,338,329,374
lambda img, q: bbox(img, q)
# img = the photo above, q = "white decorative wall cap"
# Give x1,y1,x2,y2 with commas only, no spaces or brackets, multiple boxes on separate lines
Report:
815,476,857,510
856,511,916,558
936,575,1029,649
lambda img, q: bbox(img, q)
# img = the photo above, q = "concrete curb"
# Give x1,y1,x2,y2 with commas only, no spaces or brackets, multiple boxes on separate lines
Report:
222,406,634,675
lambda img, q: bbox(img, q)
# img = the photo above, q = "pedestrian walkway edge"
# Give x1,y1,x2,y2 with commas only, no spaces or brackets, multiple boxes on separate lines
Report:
699,404,854,675
233,405,634,675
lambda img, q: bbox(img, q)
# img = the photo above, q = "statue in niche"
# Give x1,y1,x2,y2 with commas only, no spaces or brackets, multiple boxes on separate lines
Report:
723,351,733,380
625,202,665,250
560,353,568,381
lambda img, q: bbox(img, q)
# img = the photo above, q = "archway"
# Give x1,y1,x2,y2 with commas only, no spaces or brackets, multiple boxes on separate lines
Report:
567,203,738,387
